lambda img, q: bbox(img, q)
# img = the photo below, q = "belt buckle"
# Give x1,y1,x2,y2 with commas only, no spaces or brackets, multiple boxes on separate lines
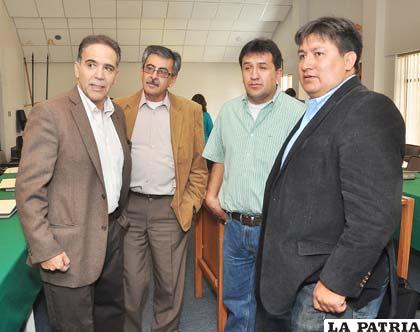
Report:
247,215,256,226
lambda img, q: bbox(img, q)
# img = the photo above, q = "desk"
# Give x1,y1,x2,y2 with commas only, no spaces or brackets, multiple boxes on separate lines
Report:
403,173,420,250
195,206,227,332
0,173,41,332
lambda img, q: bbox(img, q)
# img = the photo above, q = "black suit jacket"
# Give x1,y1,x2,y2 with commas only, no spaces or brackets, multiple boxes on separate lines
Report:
257,77,405,317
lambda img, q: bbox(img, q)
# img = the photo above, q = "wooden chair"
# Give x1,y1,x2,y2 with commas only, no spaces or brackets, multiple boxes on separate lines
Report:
397,196,415,279
404,144,420,162
195,206,227,332
406,156,420,172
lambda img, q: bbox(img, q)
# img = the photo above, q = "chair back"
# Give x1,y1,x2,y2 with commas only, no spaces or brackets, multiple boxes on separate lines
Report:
406,156,420,171
0,151,6,164
404,144,420,162
398,197,415,279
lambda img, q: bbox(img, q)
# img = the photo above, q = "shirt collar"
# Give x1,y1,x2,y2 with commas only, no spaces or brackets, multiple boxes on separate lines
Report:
241,85,281,108
306,74,356,110
140,91,170,110
77,85,114,116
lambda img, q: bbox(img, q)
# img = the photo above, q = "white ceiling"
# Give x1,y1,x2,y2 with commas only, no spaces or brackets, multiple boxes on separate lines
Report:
4,0,292,63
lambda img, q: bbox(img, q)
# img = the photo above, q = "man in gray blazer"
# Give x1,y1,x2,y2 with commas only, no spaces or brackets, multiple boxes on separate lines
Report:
16,35,131,332
257,17,405,331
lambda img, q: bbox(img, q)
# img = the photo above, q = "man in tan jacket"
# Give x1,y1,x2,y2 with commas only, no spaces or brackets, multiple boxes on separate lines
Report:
16,35,131,332
114,45,207,332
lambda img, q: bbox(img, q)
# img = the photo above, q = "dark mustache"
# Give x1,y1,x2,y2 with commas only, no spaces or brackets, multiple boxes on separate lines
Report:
146,78,159,86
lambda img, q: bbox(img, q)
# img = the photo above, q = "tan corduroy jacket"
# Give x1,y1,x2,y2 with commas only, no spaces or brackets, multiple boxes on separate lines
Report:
114,90,208,231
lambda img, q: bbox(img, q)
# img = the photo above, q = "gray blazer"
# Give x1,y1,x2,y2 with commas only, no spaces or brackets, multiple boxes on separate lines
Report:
16,86,132,288
257,77,405,316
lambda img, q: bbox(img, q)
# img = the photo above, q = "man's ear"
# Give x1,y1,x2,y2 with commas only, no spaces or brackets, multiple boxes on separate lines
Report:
344,51,357,71
74,61,80,80
169,75,177,87
112,68,119,86
275,68,283,84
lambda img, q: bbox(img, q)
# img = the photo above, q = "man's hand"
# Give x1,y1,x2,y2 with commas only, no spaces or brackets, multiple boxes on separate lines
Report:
40,252,71,272
205,195,228,222
313,280,347,313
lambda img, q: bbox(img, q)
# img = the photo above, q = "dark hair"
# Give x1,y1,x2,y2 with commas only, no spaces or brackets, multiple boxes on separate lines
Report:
192,94,207,112
295,16,362,73
142,45,182,76
239,38,283,70
284,88,297,97
77,35,121,65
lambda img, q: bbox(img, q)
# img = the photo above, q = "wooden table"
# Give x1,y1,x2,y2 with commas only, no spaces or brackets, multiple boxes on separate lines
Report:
403,173,420,250
195,206,227,332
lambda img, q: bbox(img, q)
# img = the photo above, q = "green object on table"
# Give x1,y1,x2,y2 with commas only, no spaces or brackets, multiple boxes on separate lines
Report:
403,172,420,251
0,174,41,332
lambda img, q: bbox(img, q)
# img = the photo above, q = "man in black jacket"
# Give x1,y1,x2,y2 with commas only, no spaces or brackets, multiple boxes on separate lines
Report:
257,17,405,331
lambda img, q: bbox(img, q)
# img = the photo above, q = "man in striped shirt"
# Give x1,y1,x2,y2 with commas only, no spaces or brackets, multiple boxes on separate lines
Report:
203,38,305,332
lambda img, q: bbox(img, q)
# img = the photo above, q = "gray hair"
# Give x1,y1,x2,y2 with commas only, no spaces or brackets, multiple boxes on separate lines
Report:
77,35,121,66
141,45,182,76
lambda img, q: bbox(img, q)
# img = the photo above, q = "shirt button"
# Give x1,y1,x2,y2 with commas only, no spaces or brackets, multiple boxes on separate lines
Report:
102,193,106,200
101,225,107,231
251,134,254,137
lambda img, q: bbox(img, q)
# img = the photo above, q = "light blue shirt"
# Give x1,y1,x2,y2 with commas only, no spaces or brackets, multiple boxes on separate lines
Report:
281,75,355,167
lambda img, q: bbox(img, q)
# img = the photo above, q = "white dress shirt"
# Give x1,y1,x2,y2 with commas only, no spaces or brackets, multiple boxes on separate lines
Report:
77,86,124,214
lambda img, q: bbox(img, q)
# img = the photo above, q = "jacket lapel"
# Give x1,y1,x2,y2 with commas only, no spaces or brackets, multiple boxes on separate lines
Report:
111,106,130,166
68,86,105,187
266,118,302,194
119,90,142,139
111,104,131,205
280,77,361,173
168,92,184,163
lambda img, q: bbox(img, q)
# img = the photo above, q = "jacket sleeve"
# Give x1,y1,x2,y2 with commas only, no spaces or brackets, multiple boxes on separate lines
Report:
319,94,405,298
15,104,63,264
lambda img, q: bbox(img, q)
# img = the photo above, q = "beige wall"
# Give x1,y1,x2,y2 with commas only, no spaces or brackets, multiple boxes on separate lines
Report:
271,0,302,94
0,0,27,160
31,61,243,120
272,0,363,100
360,0,420,99
305,0,362,22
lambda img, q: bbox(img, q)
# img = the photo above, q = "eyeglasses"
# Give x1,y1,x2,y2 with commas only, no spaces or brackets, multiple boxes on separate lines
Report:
143,64,172,78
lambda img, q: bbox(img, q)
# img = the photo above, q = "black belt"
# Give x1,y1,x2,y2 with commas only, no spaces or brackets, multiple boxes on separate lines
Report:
131,191,173,199
228,212,262,226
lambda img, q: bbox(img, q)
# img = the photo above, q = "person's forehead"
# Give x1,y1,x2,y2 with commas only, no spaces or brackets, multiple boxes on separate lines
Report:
145,54,174,68
80,43,117,63
242,51,274,64
299,33,337,49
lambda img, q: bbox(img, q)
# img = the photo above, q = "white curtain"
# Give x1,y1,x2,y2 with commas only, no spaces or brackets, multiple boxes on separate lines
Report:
394,53,420,145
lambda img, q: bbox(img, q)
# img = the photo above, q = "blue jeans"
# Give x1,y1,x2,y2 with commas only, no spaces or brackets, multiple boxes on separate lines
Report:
291,281,388,332
223,218,261,332
265,281,388,332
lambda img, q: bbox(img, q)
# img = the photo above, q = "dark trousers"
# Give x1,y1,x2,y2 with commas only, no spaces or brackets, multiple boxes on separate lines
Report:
43,215,125,332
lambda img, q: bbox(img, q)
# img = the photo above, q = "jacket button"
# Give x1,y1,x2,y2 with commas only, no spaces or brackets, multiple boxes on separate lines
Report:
102,193,106,200
101,225,107,231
